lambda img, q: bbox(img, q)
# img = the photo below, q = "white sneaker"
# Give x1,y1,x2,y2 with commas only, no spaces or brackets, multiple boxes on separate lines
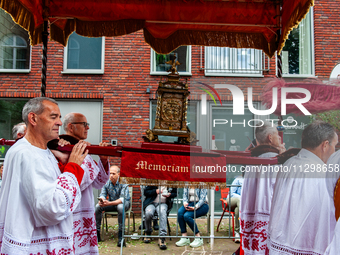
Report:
190,238,203,248
234,232,240,243
176,237,190,247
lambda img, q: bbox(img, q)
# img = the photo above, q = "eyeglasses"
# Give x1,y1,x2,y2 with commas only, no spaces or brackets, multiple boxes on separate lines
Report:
71,122,90,128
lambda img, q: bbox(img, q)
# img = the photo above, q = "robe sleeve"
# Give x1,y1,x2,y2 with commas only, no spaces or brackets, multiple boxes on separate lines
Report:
21,151,83,228
92,159,110,190
78,155,100,192
78,155,109,191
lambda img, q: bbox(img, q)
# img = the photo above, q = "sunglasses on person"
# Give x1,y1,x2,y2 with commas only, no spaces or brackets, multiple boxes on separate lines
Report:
71,122,90,128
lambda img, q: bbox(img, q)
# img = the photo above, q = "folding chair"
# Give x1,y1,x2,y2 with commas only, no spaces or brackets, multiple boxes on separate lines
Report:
216,187,235,236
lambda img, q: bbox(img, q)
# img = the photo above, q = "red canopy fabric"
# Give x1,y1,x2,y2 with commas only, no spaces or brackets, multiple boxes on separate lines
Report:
261,78,340,116
0,0,313,57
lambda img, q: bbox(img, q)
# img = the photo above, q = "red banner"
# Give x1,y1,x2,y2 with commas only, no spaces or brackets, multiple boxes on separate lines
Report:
120,150,227,187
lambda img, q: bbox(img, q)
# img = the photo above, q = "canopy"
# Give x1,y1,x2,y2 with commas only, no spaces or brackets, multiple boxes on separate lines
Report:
0,0,313,57
261,78,340,116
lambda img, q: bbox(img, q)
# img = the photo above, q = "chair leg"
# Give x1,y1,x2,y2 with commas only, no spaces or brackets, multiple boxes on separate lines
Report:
101,212,105,238
167,218,172,241
216,209,227,232
105,214,108,232
132,213,136,232
207,214,210,237
232,213,235,237
127,213,130,235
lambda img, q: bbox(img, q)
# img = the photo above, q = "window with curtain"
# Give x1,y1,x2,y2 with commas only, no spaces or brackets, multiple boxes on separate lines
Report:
150,46,191,75
63,32,105,74
205,47,263,76
0,35,30,71
281,9,314,76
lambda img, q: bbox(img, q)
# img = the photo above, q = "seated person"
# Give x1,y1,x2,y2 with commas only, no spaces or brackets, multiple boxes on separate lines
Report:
226,174,244,242
143,186,177,250
95,165,131,247
176,188,209,248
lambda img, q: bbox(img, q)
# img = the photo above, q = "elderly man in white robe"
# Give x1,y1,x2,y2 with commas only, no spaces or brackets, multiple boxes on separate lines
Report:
59,112,110,254
268,121,338,255
240,121,286,254
0,97,88,254
322,144,340,255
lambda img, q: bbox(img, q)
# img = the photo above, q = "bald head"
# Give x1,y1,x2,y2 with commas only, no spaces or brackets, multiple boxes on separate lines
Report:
63,112,89,140
109,165,120,184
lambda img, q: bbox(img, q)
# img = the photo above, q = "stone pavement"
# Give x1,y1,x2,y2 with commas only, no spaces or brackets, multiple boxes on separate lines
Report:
98,217,240,255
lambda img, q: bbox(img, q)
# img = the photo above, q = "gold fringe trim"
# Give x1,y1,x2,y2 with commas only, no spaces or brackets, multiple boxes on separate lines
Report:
0,0,43,45
1,0,312,57
49,20,75,47
278,0,314,56
144,28,276,57
120,177,227,189
50,19,145,47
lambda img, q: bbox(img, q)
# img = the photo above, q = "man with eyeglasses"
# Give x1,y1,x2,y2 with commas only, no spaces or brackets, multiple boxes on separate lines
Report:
60,112,110,254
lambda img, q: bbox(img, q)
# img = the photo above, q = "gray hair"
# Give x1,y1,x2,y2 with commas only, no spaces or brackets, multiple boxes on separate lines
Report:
255,121,277,144
63,113,75,132
12,122,26,140
22,97,58,125
301,121,337,149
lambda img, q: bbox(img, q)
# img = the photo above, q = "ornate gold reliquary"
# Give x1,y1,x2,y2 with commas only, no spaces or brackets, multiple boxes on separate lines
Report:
144,59,196,144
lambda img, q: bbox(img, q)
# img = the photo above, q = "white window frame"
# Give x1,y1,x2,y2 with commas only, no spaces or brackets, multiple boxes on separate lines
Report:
0,34,31,73
62,36,105,74
204,47,264,77
277,8,315,78
150,46,192,76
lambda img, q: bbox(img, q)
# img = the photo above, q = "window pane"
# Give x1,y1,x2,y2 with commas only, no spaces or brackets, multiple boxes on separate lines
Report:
3,47,13,59
3,37,14,45
4,60,13,69
281,11,312,75
0,9,31,71
1,36,29,70
16,49,27,59
154,46,188,72
206,47,262,75
66,33,102,70
16,60,26,69
15,36,26,46
68,49,80,69
212,106,254,184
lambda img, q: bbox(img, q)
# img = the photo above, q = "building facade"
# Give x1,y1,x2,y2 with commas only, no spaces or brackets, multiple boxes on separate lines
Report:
0,1,339,212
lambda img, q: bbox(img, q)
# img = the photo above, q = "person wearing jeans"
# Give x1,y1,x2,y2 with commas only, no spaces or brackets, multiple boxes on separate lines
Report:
176,188,209,248
143,186,177,250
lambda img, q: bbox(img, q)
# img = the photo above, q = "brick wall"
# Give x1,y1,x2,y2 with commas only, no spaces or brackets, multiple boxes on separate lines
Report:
314,1,340,78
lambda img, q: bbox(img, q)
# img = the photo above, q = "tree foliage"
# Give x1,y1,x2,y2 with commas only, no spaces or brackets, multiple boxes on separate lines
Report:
314,110,340,132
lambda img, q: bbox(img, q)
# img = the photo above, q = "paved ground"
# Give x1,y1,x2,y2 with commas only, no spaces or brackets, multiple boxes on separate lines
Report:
98,217,240,255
